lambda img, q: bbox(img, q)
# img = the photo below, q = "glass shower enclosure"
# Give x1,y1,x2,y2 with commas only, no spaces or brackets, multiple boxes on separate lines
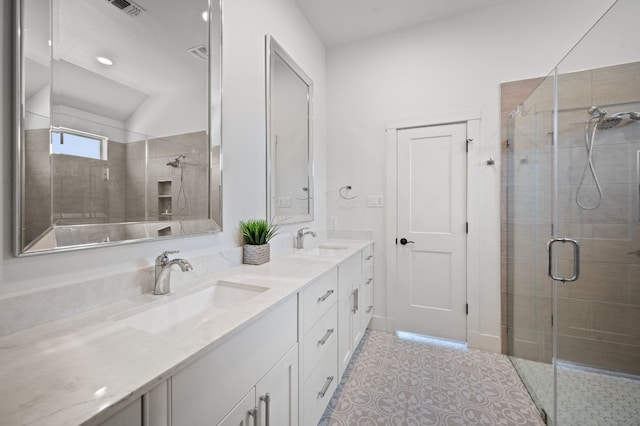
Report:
506,0,640,424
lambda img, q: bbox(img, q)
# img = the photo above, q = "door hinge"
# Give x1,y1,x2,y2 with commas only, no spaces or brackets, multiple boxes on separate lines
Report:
466,138,473,153
466,303,469,315
466,222,469,234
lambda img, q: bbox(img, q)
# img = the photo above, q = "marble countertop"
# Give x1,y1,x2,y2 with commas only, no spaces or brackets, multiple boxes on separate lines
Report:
0,240,372,426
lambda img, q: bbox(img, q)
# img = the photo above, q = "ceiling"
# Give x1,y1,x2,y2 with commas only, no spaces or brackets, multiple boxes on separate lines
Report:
294,0,516,47
24,0,210,123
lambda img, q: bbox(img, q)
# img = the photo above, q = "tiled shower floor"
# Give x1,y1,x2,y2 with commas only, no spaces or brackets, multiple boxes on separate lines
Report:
320,330,544,425
511,357,640,426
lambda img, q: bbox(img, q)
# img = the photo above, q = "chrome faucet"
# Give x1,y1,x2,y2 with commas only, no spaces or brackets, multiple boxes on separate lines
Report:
295,227,317,249
153,250,193,295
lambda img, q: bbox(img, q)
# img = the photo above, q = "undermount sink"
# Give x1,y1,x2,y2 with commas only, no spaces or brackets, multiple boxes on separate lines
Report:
118,281,269,334
301,244,349,257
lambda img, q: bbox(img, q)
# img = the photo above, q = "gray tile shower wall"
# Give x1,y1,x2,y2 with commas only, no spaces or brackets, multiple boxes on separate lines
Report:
24,129,51,243
504,62,640,376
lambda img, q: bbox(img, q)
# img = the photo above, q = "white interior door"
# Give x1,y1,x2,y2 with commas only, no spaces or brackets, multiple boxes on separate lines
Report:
396,123,467,342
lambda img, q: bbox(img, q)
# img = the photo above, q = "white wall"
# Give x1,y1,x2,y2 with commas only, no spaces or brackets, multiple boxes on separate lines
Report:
326,0,616,351
125,84,207,140
0,0,325,295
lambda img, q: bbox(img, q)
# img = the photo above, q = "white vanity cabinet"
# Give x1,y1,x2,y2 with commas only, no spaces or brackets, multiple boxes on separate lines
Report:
337,244,374,378
171,295,298,426
361,244,374,333
299,268,339,426
218,344,298,426
217,388,256,426
98,398,142,426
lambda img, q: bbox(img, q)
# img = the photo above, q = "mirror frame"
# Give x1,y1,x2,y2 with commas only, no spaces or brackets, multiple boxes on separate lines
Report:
265,34,314,225
13,0,223,256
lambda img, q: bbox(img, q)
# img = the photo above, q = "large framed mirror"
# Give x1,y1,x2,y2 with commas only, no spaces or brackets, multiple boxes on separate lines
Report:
266,35,313,225
15,0,222,255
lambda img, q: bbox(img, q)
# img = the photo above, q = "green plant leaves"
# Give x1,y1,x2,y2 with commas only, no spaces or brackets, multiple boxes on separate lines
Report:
239,219,279,245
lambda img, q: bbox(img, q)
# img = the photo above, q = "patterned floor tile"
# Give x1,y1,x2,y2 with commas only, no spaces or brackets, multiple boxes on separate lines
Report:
320,330,545,425
511,357,640,426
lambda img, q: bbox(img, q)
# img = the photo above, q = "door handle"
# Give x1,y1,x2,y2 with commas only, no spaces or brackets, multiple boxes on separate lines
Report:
259,394,271,426
547,238,580,282
399,238,415,245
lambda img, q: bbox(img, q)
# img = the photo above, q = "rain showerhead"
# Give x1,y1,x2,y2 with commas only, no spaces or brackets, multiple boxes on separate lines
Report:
597,116,623,130
166,154,186,168
587,107,640,130
614,111,640,121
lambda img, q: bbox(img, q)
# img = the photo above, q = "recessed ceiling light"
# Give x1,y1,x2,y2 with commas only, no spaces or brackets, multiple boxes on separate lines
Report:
96,56,113,66
201,10,208,22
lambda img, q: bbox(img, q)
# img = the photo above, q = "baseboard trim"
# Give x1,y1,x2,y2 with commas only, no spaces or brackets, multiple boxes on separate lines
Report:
467,331,501,353
369,316,387,332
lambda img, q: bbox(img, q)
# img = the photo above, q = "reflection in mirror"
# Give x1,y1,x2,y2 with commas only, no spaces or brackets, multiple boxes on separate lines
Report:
266,35,313,225
16,0,222,255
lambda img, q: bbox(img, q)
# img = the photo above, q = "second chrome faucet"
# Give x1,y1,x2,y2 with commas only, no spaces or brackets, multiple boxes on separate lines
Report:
154,250,193,295
295,227,317,249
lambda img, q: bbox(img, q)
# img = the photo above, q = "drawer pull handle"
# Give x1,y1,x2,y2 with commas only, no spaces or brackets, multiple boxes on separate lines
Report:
318,289,334,302
352,288,359,313
318,376,334,398
367,306,373,314
318,328,334,345
366,278,373,285
366,255,373,260
260,393,271,426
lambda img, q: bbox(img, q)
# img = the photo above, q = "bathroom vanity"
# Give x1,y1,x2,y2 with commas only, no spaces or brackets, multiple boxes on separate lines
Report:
0,240,373,426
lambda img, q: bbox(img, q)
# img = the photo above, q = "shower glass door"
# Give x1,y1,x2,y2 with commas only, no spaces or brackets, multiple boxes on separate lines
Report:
509,1,640,424
506,73,556,423
553,0,640,423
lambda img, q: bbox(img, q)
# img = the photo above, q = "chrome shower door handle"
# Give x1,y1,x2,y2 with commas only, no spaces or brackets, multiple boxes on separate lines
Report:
547,238,580,282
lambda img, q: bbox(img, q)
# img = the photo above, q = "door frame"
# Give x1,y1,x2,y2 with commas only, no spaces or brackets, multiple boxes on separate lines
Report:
384,111,486,348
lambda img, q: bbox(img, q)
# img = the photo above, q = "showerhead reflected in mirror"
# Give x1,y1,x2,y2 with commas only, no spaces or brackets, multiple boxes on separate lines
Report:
15,0,222,255
266,35,314,225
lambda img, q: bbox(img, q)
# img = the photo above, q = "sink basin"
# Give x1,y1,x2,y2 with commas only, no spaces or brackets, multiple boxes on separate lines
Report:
318,244,349,250
119,281,269,334
301,244,349,257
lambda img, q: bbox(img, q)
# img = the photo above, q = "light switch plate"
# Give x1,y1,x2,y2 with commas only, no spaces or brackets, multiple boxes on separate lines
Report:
367,195,384,207
278,197,291,208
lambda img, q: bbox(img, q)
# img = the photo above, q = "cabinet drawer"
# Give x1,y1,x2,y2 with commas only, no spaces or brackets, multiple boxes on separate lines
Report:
338,254,361,296
99,398,141,426
302,269,337,332
362,244,374,272
303,339,338,426
303,303,338,380
171,295,297,426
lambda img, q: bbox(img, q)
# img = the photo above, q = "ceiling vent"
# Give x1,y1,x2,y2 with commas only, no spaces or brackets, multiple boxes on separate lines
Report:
188,46,208,61
105,0,145,17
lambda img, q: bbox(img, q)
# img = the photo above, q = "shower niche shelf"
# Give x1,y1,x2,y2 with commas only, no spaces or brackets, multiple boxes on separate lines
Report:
158,180,173,219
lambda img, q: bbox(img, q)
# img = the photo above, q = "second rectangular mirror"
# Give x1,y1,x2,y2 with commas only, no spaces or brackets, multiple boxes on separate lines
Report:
266,35,313,225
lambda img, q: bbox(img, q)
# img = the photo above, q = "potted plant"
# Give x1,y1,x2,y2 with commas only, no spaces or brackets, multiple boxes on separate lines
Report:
239,219,279,265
